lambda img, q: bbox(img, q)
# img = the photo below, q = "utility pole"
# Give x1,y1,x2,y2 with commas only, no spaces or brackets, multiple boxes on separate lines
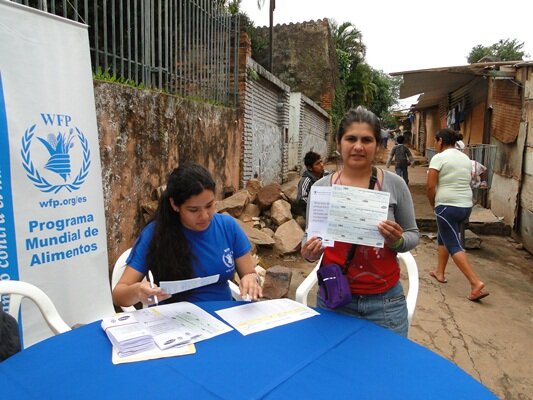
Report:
268,0,275,71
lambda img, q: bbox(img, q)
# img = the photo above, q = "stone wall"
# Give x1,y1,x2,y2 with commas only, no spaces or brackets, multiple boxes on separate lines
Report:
253,19,337,112
94,81,241,268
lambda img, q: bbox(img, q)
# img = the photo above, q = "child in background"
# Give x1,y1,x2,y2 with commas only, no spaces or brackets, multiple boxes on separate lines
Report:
386,135,413,185
296,151,328,215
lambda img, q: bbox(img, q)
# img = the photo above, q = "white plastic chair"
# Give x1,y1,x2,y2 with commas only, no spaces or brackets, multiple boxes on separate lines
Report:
0,280,71,336
111,248,137,312
295,251,419,329
229,280,243,300
111,248,243,311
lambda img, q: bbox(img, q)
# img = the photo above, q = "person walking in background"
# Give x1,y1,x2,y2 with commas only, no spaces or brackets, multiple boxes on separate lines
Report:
301,107,419,337
455,132,466,151
426,128,489,302
296,151,327,215
380,128,389,148
386,135,413,185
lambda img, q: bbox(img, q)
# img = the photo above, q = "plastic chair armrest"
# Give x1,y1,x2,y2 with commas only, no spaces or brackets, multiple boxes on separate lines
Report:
295,260,321,306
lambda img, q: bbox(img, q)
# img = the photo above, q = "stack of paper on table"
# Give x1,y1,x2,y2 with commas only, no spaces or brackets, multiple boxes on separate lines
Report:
101,302,233,363
101,314,154,357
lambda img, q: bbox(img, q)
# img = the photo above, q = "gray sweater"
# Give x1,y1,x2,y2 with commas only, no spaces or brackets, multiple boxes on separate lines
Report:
305,169,419,253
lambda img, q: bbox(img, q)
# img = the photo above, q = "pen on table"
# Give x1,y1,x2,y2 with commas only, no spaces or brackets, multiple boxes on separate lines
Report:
148,270,159,305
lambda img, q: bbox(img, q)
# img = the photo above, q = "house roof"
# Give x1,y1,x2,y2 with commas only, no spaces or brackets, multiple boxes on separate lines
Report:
390,61,524,109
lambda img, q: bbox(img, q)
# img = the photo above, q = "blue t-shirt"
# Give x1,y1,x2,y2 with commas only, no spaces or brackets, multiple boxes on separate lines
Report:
126,213,251,302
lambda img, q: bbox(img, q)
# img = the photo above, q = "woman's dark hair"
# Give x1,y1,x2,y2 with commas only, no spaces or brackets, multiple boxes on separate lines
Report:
336,106,381,144
304,151,321,169
435,128,461,146
146,164,215,284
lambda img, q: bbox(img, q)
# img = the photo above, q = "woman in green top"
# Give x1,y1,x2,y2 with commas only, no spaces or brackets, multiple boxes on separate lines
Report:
426,128,489,302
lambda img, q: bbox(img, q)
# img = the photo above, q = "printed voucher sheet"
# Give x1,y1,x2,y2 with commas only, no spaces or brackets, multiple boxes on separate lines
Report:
327,185,390,247
215,299,319,336
160,274,220,295
306,186,334,246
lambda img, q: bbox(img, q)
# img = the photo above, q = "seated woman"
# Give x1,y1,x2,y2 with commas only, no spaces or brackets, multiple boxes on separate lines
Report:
112,164,262,307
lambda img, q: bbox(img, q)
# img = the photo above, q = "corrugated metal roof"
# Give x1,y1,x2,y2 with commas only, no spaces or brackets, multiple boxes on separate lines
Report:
389,61,531,109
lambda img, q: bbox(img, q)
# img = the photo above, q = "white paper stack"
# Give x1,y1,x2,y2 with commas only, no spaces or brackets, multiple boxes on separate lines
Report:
101,313,155,357
101,302,233,359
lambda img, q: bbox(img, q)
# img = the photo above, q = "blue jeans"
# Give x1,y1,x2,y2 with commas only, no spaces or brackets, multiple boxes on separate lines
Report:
317,282,408,337
395,166,409,184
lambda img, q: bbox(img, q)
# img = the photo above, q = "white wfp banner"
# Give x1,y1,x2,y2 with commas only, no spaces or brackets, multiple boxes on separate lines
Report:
0,1,114,346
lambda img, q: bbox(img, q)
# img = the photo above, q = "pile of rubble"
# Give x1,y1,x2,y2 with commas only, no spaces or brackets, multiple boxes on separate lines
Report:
216,178,307,299
215,178,305,255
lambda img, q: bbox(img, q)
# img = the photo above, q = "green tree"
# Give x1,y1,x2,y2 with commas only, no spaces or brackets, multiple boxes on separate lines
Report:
346,63,376,107
367,70,401,122
330,21,372,109
331,21,366,63
330,20,399,130
467,38,529,63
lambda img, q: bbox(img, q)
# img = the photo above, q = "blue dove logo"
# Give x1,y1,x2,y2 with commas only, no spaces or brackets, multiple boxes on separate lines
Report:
37,130,75,181
21,115,91,194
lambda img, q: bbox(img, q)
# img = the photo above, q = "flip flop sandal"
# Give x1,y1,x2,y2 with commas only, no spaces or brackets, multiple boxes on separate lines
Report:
429,271,447,283
468,292,490,302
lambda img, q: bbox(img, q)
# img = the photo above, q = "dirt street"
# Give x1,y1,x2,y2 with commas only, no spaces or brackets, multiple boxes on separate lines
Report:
258,147,533,400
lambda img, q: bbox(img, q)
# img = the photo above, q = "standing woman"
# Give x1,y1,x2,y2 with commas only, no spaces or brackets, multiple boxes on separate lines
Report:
113,164,262,307
427,128,489,301
301,107,419,337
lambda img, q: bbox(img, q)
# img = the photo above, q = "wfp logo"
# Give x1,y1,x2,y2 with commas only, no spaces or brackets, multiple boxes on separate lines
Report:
21,113,91,193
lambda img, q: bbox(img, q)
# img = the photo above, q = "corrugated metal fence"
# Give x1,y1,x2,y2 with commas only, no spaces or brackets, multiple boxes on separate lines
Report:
14,0,240,106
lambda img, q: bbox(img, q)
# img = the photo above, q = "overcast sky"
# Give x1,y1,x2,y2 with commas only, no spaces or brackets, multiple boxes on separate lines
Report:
240,0,533,74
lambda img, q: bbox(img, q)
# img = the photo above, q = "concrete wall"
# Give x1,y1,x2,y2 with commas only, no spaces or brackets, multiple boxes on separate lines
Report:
94,81,241,268
424,107,441,150
489,174,520,224
287,92,330,172
519,67,533,253
300,94,330,161
288,92,302,171
242,58,290,185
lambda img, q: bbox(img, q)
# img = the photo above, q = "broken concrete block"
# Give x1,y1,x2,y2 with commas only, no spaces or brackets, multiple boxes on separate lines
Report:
271,199,292,226
273,219,304,254
262,265,292,299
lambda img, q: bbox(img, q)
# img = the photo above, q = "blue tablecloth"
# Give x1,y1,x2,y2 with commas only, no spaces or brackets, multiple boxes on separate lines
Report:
0,301,496,399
